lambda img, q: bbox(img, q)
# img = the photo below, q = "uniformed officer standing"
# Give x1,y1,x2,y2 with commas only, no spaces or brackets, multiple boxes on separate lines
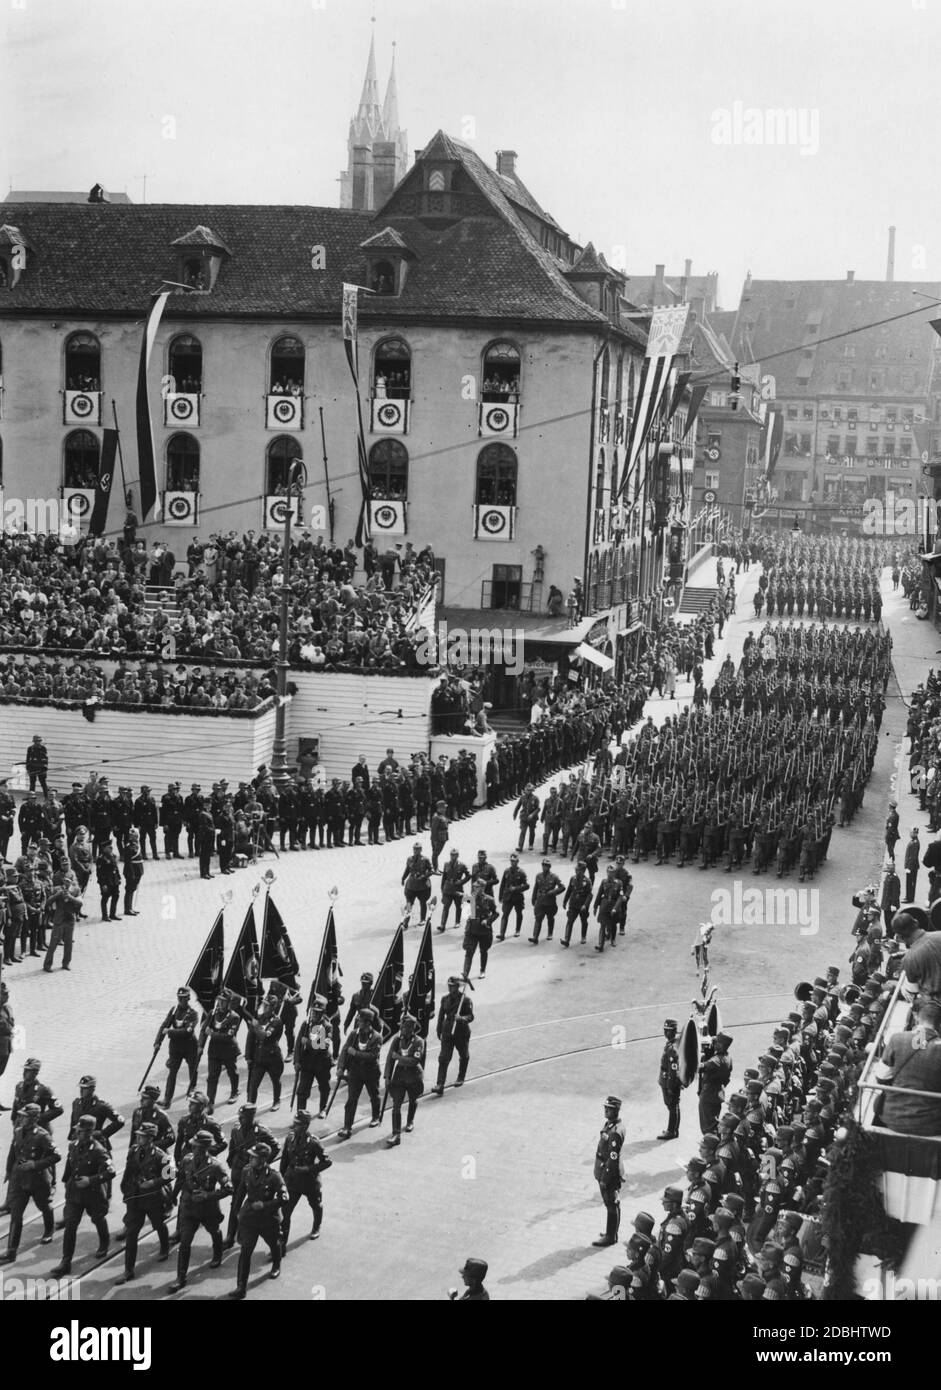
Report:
50,1114,114,1275
698,1032,733,1135
293,995,333,1117
223,1103,279,1249
115,1122,175,1283
384,1012,426,1145
168,1129,231,1291
657,1185,690,1295
200,993,242,1110
658,1019,681,1140
229,1143,286,1299
592,1095,626,1247
0,1104,59,1263
336,1007,383,1139
431,976,474,1094
279,1111,331,1250
156,987,200,1109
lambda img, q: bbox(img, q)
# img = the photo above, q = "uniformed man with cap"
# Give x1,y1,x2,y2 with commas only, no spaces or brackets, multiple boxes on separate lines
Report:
431,976,474,1094
279,1110,331,1251
229,1142,287,1299
448,1257,489,1301
242,994,285,1112
657,1185,690,1293
658,1019,681,1140
156,986,200,1108
336,1006,383,1139
223,1103,280,1249
168,1129,231,1291
129,1085,175,1152
67,1074,125,1148
0,1103,59,1263
200,991,242,1110
173,1092,225,1167
344,972,375,1031
115,1121,175,1283
497,853,529,940
592,1095,626,1247
530,858,565,943
384,1012,426,1145
561,860,593,946
585,1265,631,1300
462,879,498,978
10,1057,63,1131
698,1031,733,1135
293,995,333,1117
439,849,470,931
50,1114,114,1275
668,1268,701,1301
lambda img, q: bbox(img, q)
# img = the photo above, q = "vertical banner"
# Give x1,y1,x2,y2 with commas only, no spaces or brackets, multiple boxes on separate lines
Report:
342,282,372,546
682,383,708,439
187,910,226,1014
135,290,170,522
618,305,689,502
89,429,118,537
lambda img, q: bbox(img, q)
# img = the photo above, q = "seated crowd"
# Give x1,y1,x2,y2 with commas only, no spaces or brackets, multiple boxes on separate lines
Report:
0,656,272,711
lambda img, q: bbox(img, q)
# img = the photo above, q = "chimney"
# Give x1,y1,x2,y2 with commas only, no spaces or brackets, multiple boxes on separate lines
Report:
684,258,692,279
496,150,517,176
654,263,666,304
680,257,692,304
846,270,855,283
886,225,896,283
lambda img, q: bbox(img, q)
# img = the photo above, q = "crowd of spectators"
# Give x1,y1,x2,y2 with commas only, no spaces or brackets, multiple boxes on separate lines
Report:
0,531,438,673
0,656,274,712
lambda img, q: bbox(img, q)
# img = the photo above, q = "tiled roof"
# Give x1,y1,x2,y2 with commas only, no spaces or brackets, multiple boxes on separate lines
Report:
0,132,626,331
730,278,941,397
494,170,563,232
569,242,608,275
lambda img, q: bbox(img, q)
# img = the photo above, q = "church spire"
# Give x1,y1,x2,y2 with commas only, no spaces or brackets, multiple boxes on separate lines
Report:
354,29,383,138
382,44,400,137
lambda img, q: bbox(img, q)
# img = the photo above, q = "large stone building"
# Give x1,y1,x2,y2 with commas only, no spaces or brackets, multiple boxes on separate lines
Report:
726,270,941,528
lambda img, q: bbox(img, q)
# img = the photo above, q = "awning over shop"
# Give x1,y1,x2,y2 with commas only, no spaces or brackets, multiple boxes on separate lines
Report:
574,642,614,671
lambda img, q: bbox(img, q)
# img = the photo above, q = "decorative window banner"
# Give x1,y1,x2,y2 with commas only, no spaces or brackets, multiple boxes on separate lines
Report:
266,394,303,430
64,390,101,426
473,503,515,541
163,490,199,526
164,392,201,427
478,402,520,438
62,487,95,525
264,494,303,530
368,499,407,534
370,397,410,435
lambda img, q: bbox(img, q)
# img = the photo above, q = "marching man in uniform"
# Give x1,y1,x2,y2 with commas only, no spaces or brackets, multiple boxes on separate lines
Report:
384,1012,426,1146
115,1121,175,1284
293,995,333,1118
279,1111,331,1251
156,987,200,1109
229,1142,286,1299
592,1095,626,1247
431,976,474,1095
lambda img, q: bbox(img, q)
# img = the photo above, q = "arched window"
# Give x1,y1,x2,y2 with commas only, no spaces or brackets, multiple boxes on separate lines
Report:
368,439,409,500
269,336,304,394
476,443,517,506
370,260,396,295
595,450,606,508
168,334,202,393
481,341,521,403
599,348,610,410
65,332,101,391
373,337,411,400
166,433,200,492
64,429,100,488
266,436,303,494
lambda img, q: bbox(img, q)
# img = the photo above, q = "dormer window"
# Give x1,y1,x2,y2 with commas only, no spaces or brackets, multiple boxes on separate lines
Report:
371,260,397,295
171,225,231,293
360,227,416,297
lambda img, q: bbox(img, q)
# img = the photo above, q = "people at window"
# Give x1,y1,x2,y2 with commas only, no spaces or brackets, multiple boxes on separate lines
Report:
67,375,101,391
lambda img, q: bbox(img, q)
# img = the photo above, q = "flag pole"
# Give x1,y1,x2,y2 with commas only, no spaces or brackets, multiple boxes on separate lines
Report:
111,400,129,508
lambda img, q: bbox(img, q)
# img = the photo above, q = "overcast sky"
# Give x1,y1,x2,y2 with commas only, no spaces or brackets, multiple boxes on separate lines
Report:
2,0,938,309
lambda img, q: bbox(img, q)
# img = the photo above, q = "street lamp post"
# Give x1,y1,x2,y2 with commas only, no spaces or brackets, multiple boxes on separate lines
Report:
270,459,305,791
